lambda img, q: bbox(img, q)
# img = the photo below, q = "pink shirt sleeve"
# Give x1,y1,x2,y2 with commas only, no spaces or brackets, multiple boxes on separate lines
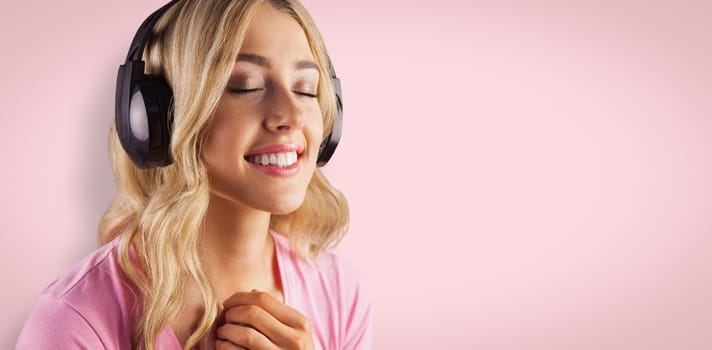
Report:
16,294,106,349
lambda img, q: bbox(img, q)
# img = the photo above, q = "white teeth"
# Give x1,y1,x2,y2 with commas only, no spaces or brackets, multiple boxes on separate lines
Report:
248,151,298,167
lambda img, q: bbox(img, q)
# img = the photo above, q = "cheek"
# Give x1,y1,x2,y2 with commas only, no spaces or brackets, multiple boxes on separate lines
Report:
306,111,325,148
201,111,249,169
202,120,232,165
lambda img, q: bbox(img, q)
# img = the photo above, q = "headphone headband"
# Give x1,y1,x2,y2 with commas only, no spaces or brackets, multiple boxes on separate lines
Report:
126,0,181,61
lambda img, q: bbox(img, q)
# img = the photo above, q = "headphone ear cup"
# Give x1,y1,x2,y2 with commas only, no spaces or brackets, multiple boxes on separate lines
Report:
116,63,174,169
133,76,174,168
316,76,343,167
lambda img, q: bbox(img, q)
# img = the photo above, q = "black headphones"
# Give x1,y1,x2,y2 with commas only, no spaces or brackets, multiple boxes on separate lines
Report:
115,0,343,169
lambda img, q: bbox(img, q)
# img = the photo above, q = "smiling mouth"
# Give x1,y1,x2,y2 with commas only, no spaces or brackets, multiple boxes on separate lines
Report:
245,151,299,168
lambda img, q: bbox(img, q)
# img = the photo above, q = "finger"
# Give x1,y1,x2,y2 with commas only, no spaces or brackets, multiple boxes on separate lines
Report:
224,304,286,344
223,290,311,331
216,322,277,350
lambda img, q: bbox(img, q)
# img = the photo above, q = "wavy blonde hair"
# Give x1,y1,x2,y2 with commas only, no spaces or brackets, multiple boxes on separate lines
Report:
97,1,348,349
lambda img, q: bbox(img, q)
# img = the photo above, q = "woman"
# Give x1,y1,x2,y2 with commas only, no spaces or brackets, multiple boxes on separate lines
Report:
16,1,371,349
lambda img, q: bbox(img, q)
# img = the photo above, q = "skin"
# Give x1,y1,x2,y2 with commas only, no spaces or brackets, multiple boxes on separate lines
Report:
172,3,322,349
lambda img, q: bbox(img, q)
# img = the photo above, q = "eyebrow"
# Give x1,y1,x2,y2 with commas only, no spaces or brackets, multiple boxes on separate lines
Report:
236,53,319,71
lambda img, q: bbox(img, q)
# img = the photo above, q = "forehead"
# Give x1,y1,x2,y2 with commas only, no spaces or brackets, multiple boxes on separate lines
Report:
238,4,315,62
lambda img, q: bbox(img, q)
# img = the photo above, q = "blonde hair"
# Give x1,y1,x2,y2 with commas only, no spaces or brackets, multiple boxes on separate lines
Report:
98,1,348,349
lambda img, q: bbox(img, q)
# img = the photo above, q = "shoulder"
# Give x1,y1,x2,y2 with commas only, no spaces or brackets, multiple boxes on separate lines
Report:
272,232,373,350
273,231,371,300
16,237,138,350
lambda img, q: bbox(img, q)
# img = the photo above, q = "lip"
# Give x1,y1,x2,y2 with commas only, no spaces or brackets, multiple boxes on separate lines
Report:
245,143,304,156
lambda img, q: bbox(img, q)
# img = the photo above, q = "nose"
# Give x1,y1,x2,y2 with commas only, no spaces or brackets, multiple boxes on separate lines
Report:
264,84,304,133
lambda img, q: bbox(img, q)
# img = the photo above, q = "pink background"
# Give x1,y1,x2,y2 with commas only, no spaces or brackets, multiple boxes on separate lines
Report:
2,0,711,349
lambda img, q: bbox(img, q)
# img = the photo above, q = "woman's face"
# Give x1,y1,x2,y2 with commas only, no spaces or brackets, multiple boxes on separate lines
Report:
201,4,323,214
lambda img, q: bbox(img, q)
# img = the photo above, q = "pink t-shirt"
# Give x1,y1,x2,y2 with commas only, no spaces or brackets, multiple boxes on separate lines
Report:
16,232,372,349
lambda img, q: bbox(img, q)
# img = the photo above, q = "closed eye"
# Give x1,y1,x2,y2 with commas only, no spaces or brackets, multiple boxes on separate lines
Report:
227,88,263,94
294,91,318,98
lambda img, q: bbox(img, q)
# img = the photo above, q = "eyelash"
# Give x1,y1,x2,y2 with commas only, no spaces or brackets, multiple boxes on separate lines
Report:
227,88,262,94
227,88,318,98
297,92,318,98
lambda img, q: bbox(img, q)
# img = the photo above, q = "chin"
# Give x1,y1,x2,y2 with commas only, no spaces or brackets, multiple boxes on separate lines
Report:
207,183,307,215
266,195,307,215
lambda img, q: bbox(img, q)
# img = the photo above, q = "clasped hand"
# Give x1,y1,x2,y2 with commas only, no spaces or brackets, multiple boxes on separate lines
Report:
213,290,315,350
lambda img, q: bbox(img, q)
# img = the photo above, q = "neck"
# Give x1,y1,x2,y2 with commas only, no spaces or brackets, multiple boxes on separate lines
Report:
200,192,279,298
